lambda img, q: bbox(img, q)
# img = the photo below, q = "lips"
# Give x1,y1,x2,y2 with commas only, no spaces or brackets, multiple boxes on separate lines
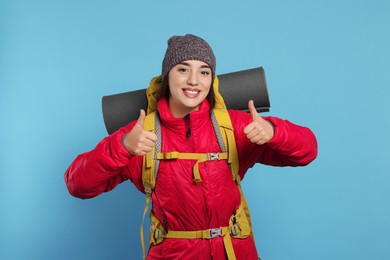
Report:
183,88,200,98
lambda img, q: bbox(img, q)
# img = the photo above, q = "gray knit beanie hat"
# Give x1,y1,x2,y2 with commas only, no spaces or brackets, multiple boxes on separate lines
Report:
162,34,216,81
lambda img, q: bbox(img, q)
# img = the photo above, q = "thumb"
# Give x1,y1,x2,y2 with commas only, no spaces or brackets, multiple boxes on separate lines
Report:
248,100,259,119
136,109,146,127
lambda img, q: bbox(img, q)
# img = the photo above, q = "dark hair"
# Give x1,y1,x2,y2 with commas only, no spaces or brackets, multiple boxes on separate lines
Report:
157,76,216,109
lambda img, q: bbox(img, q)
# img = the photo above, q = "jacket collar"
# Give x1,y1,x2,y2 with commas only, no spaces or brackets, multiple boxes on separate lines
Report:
157,97,211,128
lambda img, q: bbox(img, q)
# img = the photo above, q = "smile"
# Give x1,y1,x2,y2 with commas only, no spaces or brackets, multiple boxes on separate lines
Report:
185,90,199,95
183,88,200,97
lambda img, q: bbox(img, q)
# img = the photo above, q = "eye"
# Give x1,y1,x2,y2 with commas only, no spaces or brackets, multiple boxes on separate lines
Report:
178,67,188,73
201,70,211,76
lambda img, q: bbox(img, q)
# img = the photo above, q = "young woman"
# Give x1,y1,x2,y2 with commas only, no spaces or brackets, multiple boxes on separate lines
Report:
65,34,317,259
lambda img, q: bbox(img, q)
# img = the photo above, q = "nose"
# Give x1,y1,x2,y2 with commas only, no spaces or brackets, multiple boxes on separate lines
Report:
186,71,199,86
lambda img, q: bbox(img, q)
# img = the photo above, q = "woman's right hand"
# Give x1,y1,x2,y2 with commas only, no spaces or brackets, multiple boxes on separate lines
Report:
123,109,157,156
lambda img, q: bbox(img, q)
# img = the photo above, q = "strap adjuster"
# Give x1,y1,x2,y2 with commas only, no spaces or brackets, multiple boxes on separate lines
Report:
207,153,220,160
231,223,240,236
209,227,222,238
230,214,240,236
151,226,162,240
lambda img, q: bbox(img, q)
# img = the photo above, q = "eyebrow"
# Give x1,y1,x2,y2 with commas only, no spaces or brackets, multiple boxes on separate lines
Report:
179,62,211,69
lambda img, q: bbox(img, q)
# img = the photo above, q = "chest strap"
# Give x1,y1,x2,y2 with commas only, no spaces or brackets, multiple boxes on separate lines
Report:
153,151,228,183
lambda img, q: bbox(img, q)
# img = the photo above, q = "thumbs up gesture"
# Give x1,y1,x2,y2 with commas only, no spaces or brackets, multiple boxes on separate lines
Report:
123,109,157,156
244,100,274,145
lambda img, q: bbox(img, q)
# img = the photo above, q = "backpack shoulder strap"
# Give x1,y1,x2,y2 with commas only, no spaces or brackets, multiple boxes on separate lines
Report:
211,108,240,183
212,109,254,245
142,111,161,194
140,111,161,258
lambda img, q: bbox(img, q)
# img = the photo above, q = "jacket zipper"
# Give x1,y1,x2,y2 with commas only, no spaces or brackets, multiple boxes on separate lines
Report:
184,114,191,139
184,113,209,229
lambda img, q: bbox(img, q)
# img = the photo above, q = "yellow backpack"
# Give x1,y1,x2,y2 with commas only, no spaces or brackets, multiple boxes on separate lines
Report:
140,76,254,260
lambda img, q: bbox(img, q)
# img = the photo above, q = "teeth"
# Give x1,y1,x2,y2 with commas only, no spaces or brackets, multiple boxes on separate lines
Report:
185,90,198,95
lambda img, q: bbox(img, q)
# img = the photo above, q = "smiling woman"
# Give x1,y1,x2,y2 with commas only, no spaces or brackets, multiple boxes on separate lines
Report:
167,60,212,117
64,34,317,260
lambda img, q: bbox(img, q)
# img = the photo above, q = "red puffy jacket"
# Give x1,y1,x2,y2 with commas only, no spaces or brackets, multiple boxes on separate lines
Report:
65,97,317,259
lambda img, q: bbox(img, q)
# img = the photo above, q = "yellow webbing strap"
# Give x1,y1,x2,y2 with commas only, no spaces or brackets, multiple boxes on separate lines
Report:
163,227,228,239
154,152,228,183
142,112,157,193
223,232,237,260
140,194,151,259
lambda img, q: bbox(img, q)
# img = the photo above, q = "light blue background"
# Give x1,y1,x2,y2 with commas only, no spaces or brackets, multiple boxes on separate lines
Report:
1,0,389,259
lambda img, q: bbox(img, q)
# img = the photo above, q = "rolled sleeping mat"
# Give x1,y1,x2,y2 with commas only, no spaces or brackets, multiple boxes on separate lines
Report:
102,66,270,135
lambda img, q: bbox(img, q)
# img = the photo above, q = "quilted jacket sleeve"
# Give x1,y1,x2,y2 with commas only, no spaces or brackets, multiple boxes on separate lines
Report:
229,110,318,178
64,121,144,199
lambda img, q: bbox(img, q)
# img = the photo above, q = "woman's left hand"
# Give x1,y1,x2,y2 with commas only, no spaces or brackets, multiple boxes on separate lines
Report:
244,100,274,145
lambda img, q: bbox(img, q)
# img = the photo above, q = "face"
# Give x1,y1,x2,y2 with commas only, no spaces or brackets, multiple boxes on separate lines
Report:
168,60,212,118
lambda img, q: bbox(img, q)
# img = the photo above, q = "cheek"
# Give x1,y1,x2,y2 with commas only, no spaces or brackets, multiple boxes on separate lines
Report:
203,82,212,94
201,78,212,89
168,82,181,95
168,76,185,90
167,77,177,92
